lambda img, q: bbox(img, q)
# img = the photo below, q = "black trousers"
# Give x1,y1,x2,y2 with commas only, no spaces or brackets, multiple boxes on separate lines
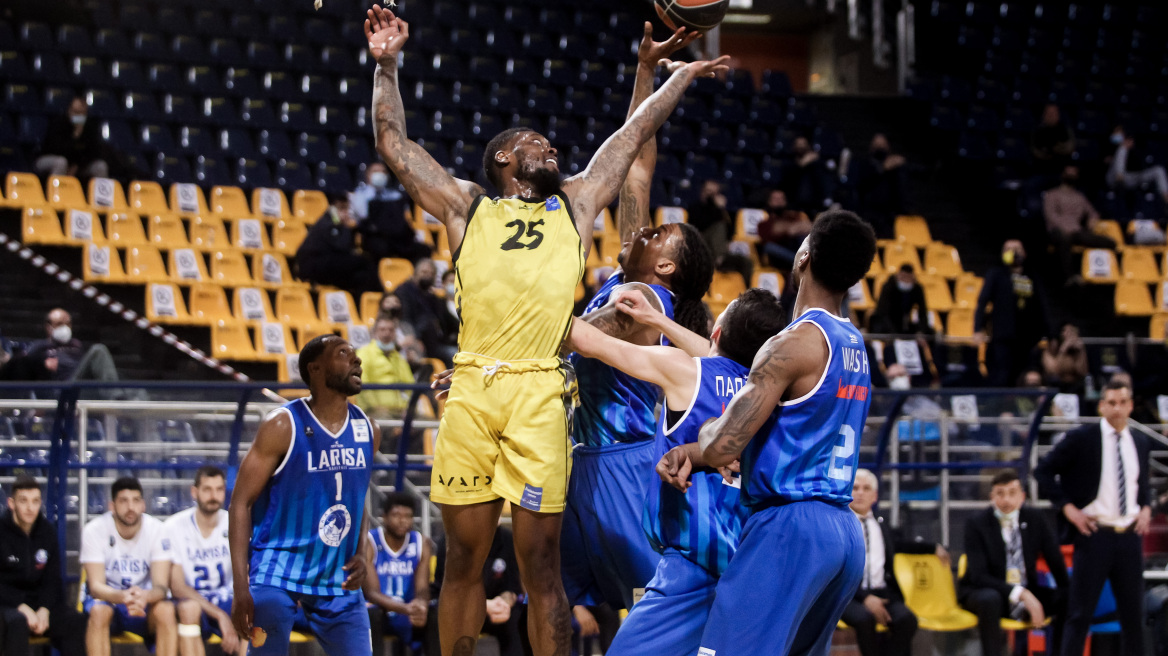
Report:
962,586,1065,656
838,589,918,656
0,604,86,656
1061,529,1144,656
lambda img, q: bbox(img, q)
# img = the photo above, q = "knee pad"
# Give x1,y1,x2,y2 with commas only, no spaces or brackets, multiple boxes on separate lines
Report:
178,623,203,638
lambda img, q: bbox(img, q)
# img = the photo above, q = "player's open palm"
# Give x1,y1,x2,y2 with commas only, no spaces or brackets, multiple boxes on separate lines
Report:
365,4,409,66
637,22,701,68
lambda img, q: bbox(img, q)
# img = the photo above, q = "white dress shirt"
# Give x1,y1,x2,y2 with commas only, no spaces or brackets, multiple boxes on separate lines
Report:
1080,419,1140,528
855,511,887,591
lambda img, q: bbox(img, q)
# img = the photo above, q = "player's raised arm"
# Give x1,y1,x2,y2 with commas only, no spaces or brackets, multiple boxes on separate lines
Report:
568,317,697,404
563,55,729,239
698,325,825,467
367,5,482,252
580,281,666,344
616,24,700,241
228,410,293,642
611,288,712,358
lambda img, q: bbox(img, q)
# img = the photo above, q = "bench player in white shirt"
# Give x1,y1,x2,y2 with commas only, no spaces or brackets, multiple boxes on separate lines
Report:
80,476,178,656
167,466,244,656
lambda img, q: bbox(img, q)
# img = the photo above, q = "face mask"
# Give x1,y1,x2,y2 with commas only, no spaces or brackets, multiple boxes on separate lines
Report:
993,507,1019,525
889,376,911,391
896,280,914,293
1110,133,1124,145
417,277,434,291
872,148,889,161
445,284,456,297
1002,250,1023,266
375,339,396,352
70,115,86,126
369,172,388,189
51,325,72,344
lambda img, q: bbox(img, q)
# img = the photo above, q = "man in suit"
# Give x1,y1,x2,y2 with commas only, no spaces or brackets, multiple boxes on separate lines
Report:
959,469,1069,656
1034,379,1154,656
840,469,949,656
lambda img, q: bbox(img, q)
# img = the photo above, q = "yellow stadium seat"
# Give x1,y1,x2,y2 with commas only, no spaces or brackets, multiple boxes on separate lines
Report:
188,283,234,325
211,250,254,287
953,274,984,309
1120,248,1160,282
751,268,784,297
21,207,66,245
272,219,308,255
654,206,688,226
253,252,305,289
894,554,978,632
148,214,189,248
919,275,954,312
124,246,169,284
62,208,105,243
212,323,261,361
1150,313,1168,341
923,243,964,279
145,283,192,324
298,323,339,348
1155,281,1168,313
210,185,251,219
293,189,329,223
894,215,932,247
946,307,976,342
592,208,613,238
1094,219,1124,246
233,287,277,324
252,187,291,220
276,287,328,332
599,231,622,267
1081,248,1119,283
46,175,87,209
253,321,297,359
1115,280,1155,316
6,172,47,206
129,181,171,215
867,251,883,279
231,218,272,251
706,271,747,318
82,244,126,283
728,239,760,267
882,241,923,274
168,183,210,217
87,178,128,210
189,216,231,251
318,289,360,325
105,213,148,246
434,227,452,261
168,248,209,284
575,280,586,303
734,208,767,242
413,205,444,232
847,279,875,314
379,258,415,292
361,291,383,325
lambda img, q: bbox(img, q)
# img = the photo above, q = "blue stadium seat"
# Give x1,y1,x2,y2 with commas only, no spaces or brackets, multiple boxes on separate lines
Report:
449,28,480,56
579,61,615,90
108,60,145,91
565,148,594,176
225,67,261,98
995,135,1030,163
430,110,466,140
484,28,519,57
234,158,272,188
525,88,559,117
451,140,484,175
489,84,523,114
521,32,556,59
452,81,486,111
713,97,748,124
19,21,54,50
116,6,152,32
505,58,539,86
301,75,332,103
736,126,772,156
231,13,263,40
544,59,576,88
316,161,352,192
583,118,615,147
28,52,67,83
723,154,759,184
412,81,450,110
133,32,167,62
154,154,192,185
759,155,784,186
202,97,238,126
539,8,572,32
16,114,46,145
194,154,231,187
573,9,605,34
187,65,223,96
412,26,443,54
334,134,372,165
336,76,371,106
297,131,333,163
558,35,589,61
241,98,277,129
353,106,370,131
675,96,711,124
4,84,40,113
973,76,1009,105
247,41,281,69
148,64,183,94
598,89,629,119
279,102,314,132
471,111,504,139
257,128,294,161
209,38,245,68
284,45,314,71
0,21,14,49
124,92,162,122
94,28,131,59
0,51,28,83
748,97,784,126
957,131,992,160
275,159,313,191
965,105,1000,132
929,104,963,131
99,119,134,148
467,3,506,30
685,153,719,182
660,122,695,153
263,71,298,100
140,124,175,155
57,24,94,55
319,106,351,133
594,33,631,63
43,86,72,115
760,70,793,100
172,35,206,64
164,94,200,125
86,89,120,118
1002,106,1035,133
194,10,226,37
563,89,596,119
419,139,451,168
699,125,732,153
428,53,465,81
156,7,189,35
320,47,356,75
301,18,338,46
725,70,755,99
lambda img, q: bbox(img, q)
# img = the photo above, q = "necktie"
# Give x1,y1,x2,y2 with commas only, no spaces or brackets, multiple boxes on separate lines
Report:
1007,522,1027,587
1116,433,1128,516
861,516,871,590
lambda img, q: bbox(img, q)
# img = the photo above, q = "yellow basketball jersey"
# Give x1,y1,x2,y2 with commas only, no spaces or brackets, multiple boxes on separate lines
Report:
454,194,584,361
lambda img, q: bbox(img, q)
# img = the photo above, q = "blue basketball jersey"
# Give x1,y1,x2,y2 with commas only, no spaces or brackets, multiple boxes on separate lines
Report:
249,399,374,596
370,529,422,603
741,308,871,508
643,356,752,577
571,271,675,447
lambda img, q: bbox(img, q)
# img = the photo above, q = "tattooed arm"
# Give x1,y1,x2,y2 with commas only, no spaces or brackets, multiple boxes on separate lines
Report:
567,318,698,405
698,323,827,468
581,282,664,346
563,56,729,247
367,6,481,252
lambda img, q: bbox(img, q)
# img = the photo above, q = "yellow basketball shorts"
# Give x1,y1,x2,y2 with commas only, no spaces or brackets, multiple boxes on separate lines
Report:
431,353,576,513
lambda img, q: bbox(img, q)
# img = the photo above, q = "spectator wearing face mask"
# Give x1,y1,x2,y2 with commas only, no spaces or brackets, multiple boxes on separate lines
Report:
34,96,109,180
870,265,931,335
18,308,137,400
349,163,432,262
441,270,459,322
295,194,383,296
1105,126,1168,204
686,179,732,258
975,241,1053,387
781,136,830,215
393,259,458,368
756,189,811,270
1043,166,1116,284
852,133,907,238
355,311,416,419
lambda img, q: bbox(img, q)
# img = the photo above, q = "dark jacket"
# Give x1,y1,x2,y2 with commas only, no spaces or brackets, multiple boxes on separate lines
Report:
958,506,1068,604
295,212,360,279
973,265,1052,343
854,514,938,603
41,116,105,168
395,281,458,352
433,527,521,601
1033,421,1152,543
23,338,86,382
870,278,929,334
0,511,63,610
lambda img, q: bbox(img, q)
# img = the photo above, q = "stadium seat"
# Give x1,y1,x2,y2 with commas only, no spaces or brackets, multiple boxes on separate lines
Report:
319,290,360,326
1114,280,1154,316
866,251,884,279
360,292,382,326
1150,313,1168,341
82,243,126,283
923,243,964,279
105,213,148,246
1093,220,1124,246
893,554,978,632
919,276,955,313
88,178,128,210
210,186,252,219
169,248,209,284
252,321,297,360
734,209,766,242
212,323,260,361
148,214,190,248
272,220,307,255
5,172,46,206
169,183,210,218
276,287,327,332
46,175,87,209
894,216,932,247
654,207,688,226
882,242,924,274
847,280,875,314
186,283,233,326
379,258,414,292
252,187,291,220
706,271,747,318
1081,249,1119,283
145,283,193,324
61,208,105,243
233,287,277,325
189,216,230,251
211,250,253,287
1120,248,1160,282
946,308,976,342
230,218,272,251
21,206,65,245
953,274,984,310
253,252,303,289
124,246,169,284
752,269,784,297
1155,281,1168,314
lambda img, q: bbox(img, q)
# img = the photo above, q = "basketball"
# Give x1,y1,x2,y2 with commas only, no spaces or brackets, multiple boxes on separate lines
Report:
654,0,730,33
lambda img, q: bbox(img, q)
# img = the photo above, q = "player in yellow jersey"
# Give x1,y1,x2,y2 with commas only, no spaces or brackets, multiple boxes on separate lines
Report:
364,5,727,655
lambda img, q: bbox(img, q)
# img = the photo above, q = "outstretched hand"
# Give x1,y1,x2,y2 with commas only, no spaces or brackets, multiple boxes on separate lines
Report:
658,55,732,78
365,4,410,66
637,22,701,68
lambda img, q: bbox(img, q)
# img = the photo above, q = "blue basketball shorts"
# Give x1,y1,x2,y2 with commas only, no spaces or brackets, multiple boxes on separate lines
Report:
82,596,152,640
250,583,372,656
607,549,719,656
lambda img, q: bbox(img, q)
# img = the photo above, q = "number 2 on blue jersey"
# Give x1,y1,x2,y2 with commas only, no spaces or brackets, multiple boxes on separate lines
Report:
828,425,856,481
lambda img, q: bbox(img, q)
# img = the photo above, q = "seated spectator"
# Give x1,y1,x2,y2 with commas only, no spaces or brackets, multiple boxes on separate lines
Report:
782,136,829,215
431,520,524,656
757,189,811,269
350,163,431,262
1040,323,1088,392
295,194,383,296
394,259,458,368
687,179,732,257
0,476,86,656
1106,126,1168,204
34,96,109,180
975,240,1053,387
842,469,948,656
18,309,138,400
81,477,176,656
365,493,430,656
870,265,930,335
1043,165,1116,284
164,467,241,656
1030,104,1076,177
356,311,417,419
376,294,427,370
853,133,907,237
959,470,1068,656
440,269,459,321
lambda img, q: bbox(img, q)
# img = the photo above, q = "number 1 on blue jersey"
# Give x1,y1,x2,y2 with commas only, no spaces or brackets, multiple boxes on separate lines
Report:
335,471,343,501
